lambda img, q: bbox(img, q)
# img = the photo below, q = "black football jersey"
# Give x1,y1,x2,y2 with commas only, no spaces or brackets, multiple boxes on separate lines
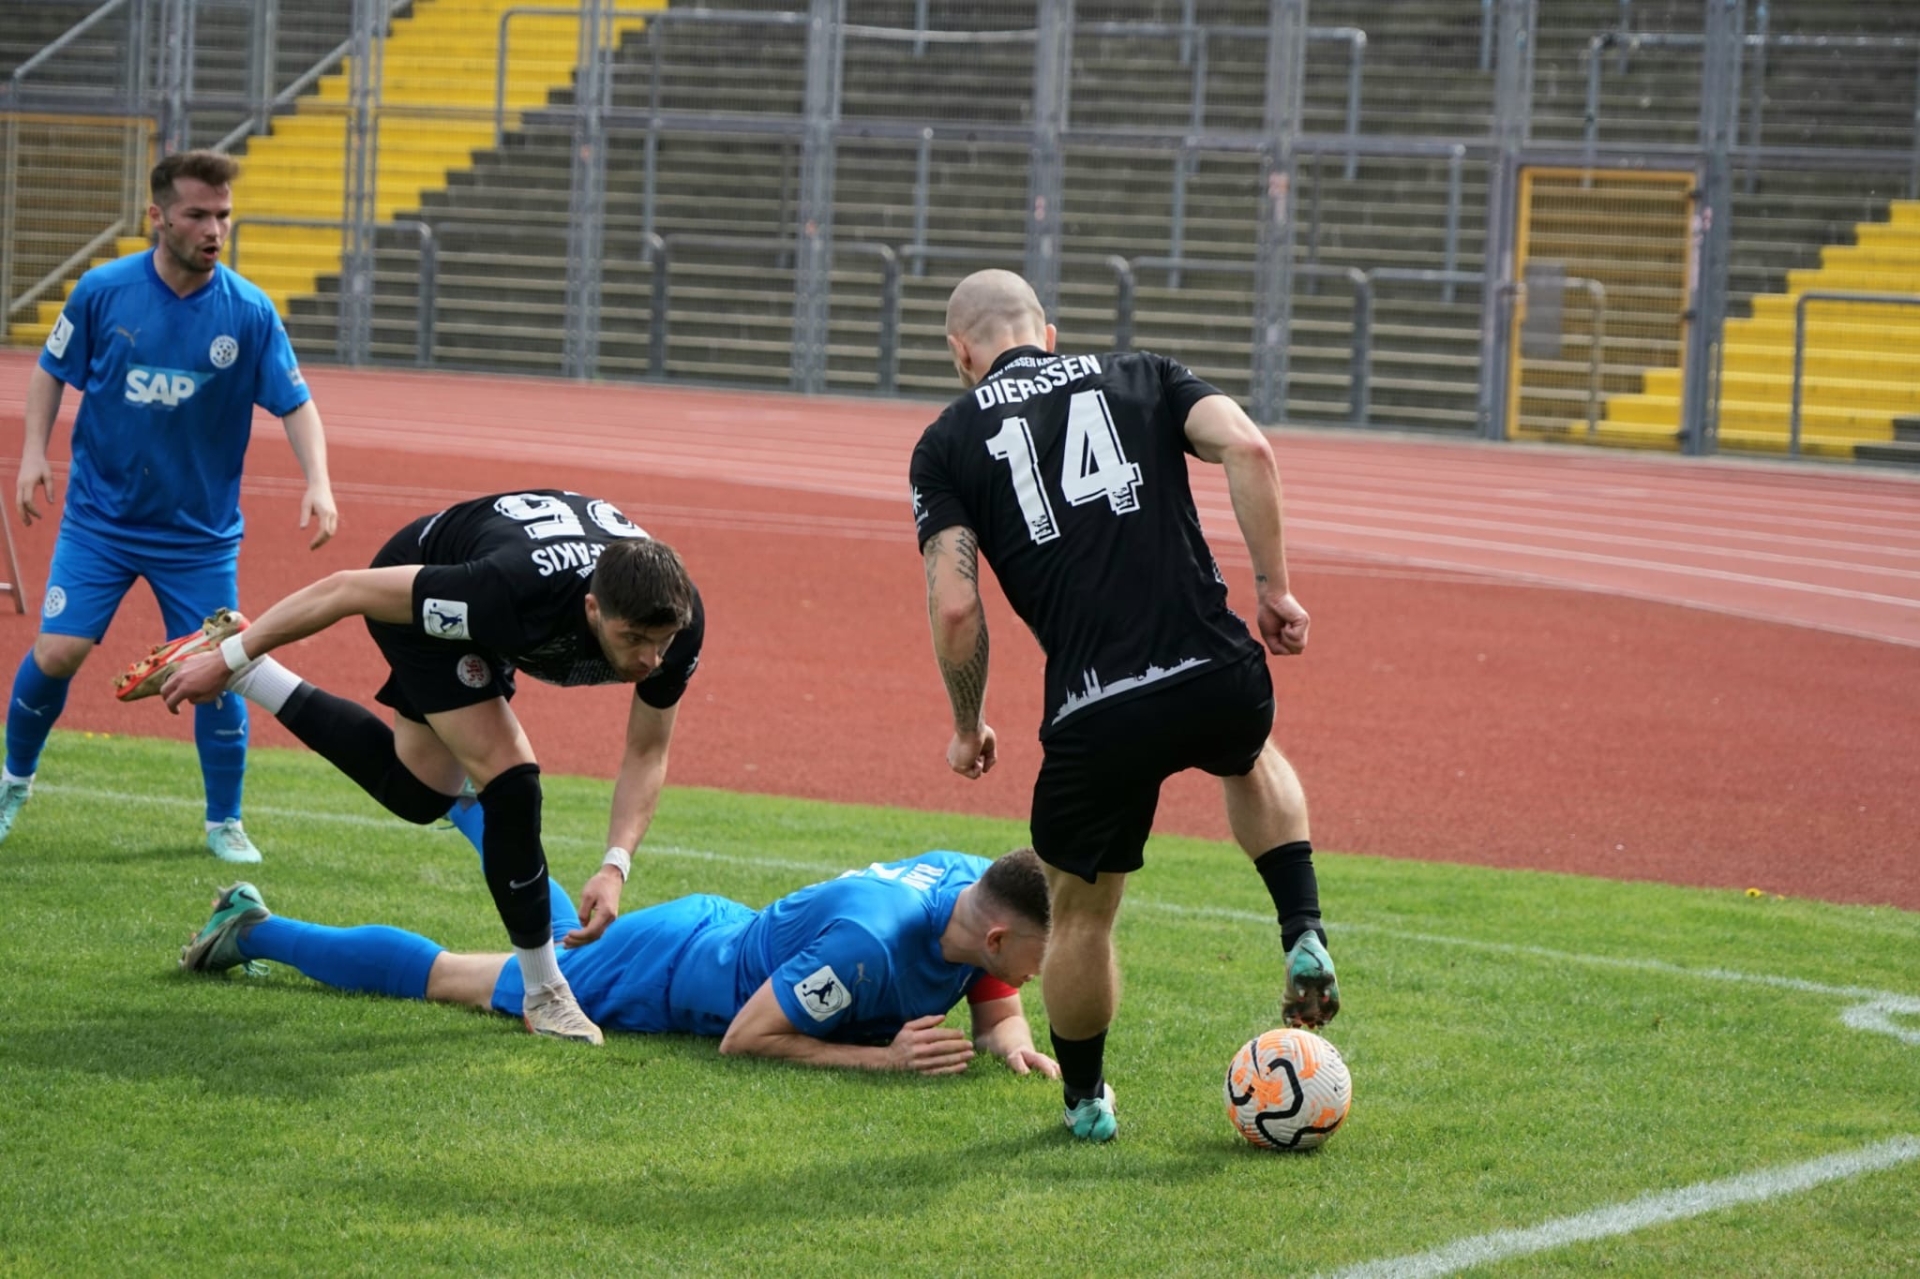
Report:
910,347,1262,737
408,490,703,706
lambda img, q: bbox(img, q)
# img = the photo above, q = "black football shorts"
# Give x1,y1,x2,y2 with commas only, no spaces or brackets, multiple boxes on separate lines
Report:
364,514,516,721
1030,653,1275,883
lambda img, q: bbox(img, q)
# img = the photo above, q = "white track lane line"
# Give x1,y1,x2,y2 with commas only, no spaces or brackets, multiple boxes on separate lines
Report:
1320,1136,1920,1279
1280,516,1920,610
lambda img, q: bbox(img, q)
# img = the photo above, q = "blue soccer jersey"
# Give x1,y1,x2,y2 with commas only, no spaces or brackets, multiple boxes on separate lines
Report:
38,252,309,547
662,850,994,1041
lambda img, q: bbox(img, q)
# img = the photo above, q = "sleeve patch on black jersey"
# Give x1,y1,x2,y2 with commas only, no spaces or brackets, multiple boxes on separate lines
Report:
422,597,472,640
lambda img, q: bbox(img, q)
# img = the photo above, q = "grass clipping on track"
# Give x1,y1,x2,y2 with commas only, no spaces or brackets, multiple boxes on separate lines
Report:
4,731,1918,1276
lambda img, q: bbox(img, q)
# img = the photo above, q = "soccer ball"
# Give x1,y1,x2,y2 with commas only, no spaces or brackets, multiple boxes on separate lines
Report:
1224,1027,1352,1151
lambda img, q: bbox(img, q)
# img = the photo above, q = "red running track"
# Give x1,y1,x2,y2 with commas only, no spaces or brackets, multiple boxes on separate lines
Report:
2,352,1916,909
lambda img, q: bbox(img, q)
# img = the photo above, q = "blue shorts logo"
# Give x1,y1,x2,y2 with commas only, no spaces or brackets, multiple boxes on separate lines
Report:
43,587,66,618
124,366,207,408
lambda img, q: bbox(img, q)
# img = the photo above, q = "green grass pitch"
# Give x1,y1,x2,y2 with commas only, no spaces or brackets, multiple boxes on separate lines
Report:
2,732,1916,1275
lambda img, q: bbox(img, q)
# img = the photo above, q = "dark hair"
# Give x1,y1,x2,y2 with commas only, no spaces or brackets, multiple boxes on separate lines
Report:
977,847,1050,931
151,150,241,208
590,537,694,630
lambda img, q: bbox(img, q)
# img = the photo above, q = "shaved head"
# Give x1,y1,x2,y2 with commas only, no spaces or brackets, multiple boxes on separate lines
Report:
945,269,1047,346
943,269,1055,387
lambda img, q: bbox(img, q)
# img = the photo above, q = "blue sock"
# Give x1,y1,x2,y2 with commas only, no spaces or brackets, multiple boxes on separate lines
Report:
448,794,580,939
238,917,441,1000
195,694,247,823
5,652,71,777
446,793,485,851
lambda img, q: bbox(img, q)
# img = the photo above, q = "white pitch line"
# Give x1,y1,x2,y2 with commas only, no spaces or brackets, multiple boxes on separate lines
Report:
50,781,1920,1043
1122,899,1920,1046
1322,1136,1920,1279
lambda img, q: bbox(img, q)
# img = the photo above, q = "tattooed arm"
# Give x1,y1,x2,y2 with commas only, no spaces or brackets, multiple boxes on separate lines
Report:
923,524,997,779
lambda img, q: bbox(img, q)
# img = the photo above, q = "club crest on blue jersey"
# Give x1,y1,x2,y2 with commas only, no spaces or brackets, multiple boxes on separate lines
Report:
209,335,239,368
123,365,211,408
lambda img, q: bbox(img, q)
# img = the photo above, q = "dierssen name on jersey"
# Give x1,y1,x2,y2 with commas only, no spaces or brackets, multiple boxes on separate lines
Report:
971,354,1102,410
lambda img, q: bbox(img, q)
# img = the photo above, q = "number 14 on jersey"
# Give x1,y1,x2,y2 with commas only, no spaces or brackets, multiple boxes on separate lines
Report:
986,389,1143,545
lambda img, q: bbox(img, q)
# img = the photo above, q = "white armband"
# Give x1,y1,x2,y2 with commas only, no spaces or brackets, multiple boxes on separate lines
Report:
602,847,632,882
219,633,253,672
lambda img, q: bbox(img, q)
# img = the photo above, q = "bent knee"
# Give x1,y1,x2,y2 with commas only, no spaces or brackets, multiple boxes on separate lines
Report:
30,633,93,679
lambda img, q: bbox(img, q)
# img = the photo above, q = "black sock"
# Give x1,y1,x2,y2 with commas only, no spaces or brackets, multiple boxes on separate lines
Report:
1050,1029,1108,1102
278,684,459,825
1255,840,1326,953
478,763,553,950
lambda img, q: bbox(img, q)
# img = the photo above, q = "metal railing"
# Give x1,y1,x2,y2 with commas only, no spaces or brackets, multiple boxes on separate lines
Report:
229,216,438,367
4,220,125,330
1111,259,1489,429
495,6,809,149
1583,29,1920,198
643,233,900,393
1,0,133,104
209,0,413,154
1497,276,1610,437
1790,290,1920,457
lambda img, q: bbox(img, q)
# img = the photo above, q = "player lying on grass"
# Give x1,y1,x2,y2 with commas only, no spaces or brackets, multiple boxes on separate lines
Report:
181,847,1060,1076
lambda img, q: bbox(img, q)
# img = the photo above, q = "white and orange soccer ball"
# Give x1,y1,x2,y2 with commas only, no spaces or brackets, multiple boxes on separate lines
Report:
1224,1027,1352,1151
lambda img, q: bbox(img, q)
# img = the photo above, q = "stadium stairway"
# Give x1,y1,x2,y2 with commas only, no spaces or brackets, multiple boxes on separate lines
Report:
251,0,1908,441
6,0,661,349
1593,199,1920,461
18,0,1893,452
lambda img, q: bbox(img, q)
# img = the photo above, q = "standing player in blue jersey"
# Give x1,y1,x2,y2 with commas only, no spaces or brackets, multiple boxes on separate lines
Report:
179,847,1059,1077
4,150,338,863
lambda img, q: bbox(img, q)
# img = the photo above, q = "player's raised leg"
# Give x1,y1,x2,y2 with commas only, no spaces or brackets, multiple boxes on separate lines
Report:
1223,740,1338,1028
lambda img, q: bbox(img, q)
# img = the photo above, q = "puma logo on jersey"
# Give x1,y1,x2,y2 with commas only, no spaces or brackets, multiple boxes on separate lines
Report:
124,366,207,407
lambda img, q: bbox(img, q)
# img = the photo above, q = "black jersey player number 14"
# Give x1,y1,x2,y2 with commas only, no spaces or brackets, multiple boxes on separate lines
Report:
984,389,1144,545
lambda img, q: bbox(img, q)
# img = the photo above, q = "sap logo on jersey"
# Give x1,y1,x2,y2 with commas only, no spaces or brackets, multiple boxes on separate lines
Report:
793,965,851,1022
124,366,208,408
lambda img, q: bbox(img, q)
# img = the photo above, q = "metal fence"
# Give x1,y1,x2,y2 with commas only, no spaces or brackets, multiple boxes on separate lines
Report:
3,0,1918,462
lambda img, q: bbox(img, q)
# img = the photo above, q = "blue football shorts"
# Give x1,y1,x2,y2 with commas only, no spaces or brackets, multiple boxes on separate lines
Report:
41,521,240,644
490,893,753,1035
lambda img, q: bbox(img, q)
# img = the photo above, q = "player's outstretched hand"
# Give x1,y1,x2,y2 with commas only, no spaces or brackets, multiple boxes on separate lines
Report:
888,1014,976,1076
997,1046,1062,1079
16,457,54,527
947,724,997,780
565,866,624,947
161,651,235,714
302,484,339,550
1258,591,1310,656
